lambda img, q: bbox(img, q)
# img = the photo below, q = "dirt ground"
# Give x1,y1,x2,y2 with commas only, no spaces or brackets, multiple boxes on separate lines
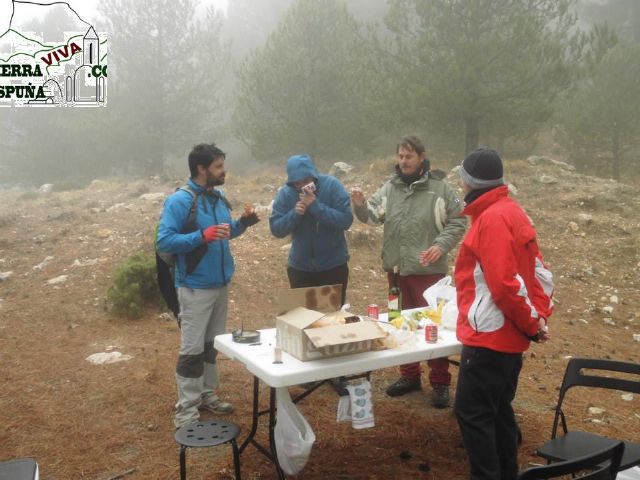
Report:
0,157,639,479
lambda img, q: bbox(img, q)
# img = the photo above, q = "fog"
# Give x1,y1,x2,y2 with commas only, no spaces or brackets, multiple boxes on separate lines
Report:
1,0,639,187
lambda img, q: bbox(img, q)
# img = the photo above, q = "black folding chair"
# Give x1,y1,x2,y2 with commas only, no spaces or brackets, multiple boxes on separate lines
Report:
536,358,640,471
519,441,624,479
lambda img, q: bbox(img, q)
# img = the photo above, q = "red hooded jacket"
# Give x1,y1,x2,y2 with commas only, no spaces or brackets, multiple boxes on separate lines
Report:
454,186,553,353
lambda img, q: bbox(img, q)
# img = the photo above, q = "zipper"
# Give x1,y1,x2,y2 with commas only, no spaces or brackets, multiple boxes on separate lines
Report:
210,194,227,286
473,296,483,332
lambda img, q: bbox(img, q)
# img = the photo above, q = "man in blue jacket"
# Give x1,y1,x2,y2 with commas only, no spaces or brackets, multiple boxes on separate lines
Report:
270,154,353,306
157,143,259,428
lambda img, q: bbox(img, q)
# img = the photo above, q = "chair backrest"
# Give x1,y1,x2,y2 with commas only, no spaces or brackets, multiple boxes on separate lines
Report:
551,358,640,438
518,441,625,480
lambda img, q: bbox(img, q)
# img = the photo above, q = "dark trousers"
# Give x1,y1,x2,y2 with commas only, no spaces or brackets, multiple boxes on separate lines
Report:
287,263,349,306
454,346,523,480
387,273,451,386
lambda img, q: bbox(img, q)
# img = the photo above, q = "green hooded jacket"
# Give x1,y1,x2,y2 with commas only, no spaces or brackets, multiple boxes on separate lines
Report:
354,172,467,275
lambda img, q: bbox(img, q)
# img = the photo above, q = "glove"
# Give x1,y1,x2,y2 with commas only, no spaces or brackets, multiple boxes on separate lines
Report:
240,211,260,227
202,225,228,243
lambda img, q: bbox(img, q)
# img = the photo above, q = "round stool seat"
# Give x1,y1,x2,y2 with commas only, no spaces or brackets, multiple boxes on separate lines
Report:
175,420,240,448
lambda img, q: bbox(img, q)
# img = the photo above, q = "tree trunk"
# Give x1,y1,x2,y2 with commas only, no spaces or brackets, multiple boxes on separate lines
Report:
611,128,620,181
465,117,480,154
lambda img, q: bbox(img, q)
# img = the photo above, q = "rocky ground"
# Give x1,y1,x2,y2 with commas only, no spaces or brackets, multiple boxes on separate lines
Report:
0,155,639,479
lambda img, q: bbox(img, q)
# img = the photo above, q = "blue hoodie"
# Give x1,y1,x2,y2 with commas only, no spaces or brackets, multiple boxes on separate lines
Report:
270,154,353,272
157,179,246,289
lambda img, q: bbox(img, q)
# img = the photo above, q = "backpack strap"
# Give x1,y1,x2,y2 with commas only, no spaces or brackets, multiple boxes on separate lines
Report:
178,185,199,233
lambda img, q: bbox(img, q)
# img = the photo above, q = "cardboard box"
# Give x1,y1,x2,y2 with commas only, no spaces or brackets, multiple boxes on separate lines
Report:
275,285,387,361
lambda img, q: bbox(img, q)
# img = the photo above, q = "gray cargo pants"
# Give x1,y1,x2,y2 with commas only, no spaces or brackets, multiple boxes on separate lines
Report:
174,286,228,427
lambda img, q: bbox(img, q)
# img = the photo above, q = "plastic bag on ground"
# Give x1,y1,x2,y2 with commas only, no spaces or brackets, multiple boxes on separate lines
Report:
274,387,316,475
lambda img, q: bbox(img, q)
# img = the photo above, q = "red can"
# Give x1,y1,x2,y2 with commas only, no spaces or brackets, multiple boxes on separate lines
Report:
367,304,379,320
425,322,438,343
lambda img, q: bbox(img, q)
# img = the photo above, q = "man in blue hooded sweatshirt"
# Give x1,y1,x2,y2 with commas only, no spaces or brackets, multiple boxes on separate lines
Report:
270,154,353,306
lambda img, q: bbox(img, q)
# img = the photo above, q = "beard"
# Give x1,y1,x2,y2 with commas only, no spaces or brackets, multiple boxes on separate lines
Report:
206,172,225,187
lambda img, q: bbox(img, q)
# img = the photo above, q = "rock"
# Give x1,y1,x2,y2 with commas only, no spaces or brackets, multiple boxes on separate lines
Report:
139,192,165,202
602,306,614,315
90,207,101,214
72,258,99,267
578,319,589,324
621,393,634,401
46,275,68,285
38,183,53,194
328,162,354,178
603,318,615,326
633,334,640,342
106,203,127,212
85,351,133,365
588,407,605,415
568,221,579,232
577,213,593,225
280,243,291,251
96,229,112,239
33,256,54,271
254,200,273,214
507,183,518,195
262,184,276,193
0,271,13,282
609,295,618,304
539,175,558,184
527,155,575,171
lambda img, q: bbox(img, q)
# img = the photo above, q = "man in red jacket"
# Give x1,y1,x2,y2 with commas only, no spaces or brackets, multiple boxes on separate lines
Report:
453,148,553,480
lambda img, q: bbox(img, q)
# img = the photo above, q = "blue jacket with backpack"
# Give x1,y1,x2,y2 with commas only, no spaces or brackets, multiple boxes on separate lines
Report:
270,155,353,272
157,179,246,289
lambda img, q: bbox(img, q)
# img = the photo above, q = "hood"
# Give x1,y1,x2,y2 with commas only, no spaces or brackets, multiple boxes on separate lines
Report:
286,154,319,186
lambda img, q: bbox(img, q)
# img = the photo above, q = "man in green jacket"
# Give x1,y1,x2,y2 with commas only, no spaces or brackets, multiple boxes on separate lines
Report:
351,136,466,407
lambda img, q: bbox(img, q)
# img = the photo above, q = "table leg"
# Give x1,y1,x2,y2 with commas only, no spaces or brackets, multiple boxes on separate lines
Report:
269,387,286,480
239,376,260,454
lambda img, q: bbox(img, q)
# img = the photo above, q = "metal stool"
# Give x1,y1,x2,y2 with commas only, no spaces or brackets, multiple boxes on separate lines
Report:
175,420,241,480
0,458,38,480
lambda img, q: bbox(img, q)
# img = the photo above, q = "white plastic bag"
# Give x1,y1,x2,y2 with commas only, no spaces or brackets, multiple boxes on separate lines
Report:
424,276,458,331
441,300,458,331
274,387,316,475
423,276,456,308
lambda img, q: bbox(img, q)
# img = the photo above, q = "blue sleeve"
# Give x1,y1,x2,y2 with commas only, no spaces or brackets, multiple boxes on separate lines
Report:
307,178,353,230
230,218,247,239
157,193,204,253
269,188,302,238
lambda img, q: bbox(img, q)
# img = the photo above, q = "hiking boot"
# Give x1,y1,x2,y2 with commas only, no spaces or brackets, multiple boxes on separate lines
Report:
386,377,421,397
431,385,450,408
199,399,234,415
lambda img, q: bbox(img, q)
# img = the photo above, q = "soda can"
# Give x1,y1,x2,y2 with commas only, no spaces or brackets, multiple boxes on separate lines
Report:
367,304,379,320
425,322,438,343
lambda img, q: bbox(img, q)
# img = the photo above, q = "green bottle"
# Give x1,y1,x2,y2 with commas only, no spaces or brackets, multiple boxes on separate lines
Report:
388,266,401,320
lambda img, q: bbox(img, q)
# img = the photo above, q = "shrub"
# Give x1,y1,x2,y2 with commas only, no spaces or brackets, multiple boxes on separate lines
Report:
107,253,160,318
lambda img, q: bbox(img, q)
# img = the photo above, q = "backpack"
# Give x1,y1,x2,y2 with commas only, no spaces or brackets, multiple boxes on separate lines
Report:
155,185,205,319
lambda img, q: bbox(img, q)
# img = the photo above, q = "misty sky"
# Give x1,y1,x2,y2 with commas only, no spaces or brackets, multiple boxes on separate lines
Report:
0,0,229,29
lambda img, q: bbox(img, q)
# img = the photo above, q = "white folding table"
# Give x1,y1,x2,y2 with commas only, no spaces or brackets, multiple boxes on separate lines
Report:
215,317,462,478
